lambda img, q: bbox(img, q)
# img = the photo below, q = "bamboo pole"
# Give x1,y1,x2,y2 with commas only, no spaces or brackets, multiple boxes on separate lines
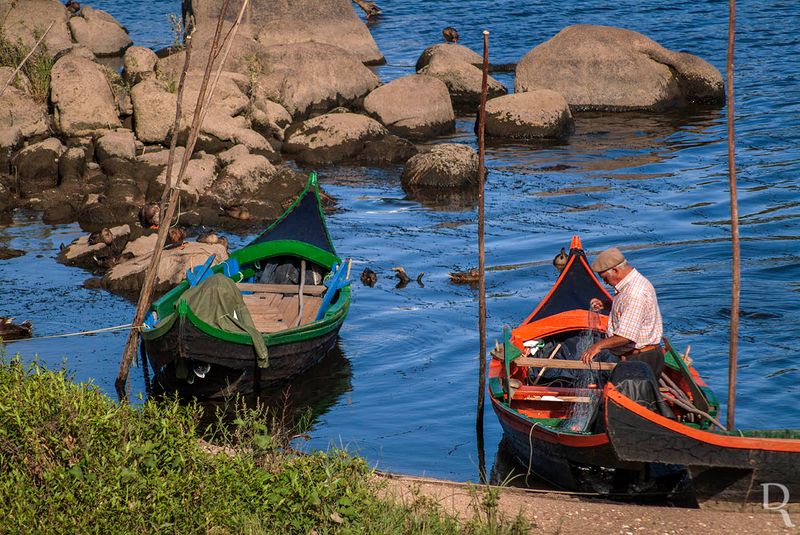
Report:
475,30,490,484
0,21,54,98
726,0,740,431
115,0,249,400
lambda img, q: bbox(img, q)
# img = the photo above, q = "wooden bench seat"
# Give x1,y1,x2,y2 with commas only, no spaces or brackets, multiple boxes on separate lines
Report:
237,283,326,296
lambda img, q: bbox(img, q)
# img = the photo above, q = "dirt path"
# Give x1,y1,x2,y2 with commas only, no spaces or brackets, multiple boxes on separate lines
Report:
378,473,797,534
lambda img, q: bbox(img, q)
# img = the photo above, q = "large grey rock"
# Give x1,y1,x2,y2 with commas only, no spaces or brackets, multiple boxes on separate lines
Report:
283,112,389,164
2,1,73,57
515,25,724,111
484,91,574,140
130,79,176,144
363,75,454,140
250,97,292,144
185,0,383,64
103,239,228,294
0,86,50,138
155,152,218,206
252,42,380,119
11,138,65,196
416,43,482,71
68,6,132,57
95,129,136,162
401,144,479,189
0,128,22,174
123,46,158,84
203,154,276,207
58,147,87,183
51,53,121,136
419,56,506,107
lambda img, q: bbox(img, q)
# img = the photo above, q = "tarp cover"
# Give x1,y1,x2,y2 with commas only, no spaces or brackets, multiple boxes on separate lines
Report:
181,274,269,367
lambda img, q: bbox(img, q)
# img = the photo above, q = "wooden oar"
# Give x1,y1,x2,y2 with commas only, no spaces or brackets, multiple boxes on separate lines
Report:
513,357,617,371
531,343,562,386
294,260,306,327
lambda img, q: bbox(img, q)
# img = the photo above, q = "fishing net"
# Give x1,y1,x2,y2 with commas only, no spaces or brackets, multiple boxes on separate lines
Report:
561,307,605,433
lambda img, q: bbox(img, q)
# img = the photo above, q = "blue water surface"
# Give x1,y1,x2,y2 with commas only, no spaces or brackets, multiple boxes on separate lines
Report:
1,0,798,481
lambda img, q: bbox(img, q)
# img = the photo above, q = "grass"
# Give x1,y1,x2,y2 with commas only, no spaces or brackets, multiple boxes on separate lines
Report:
0,357,529,534
0,28,53,102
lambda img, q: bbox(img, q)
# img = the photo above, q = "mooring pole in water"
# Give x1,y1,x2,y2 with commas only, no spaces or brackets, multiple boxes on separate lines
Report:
726,0,740,431
476,29,490,483
115,0,251,401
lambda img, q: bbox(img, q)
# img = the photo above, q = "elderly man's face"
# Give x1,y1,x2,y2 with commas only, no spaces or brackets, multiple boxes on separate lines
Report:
599,266,624,286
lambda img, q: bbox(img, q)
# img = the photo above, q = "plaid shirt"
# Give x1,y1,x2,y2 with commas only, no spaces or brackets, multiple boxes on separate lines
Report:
607,268,663,349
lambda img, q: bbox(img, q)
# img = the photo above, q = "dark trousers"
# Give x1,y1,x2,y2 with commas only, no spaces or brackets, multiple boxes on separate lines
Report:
625,348,664,378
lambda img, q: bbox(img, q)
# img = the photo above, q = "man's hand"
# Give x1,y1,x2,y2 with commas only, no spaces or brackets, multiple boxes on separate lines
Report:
589,298,604,312
581,343,601,364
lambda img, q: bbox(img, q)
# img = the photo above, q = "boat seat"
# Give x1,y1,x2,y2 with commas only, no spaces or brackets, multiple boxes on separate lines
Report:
237,282,326,296
243,293,323,333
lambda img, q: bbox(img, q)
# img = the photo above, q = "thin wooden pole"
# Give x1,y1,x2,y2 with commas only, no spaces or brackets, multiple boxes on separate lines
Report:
726,0,740,431
115,0,247,400
476,29,490,484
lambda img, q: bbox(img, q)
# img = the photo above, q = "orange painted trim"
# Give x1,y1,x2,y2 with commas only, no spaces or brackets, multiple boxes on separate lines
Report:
606,384,800,453
511,310,608,349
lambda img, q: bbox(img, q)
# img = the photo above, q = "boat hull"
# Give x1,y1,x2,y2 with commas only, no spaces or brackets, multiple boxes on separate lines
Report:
606,385,800,511
491,396,689,498
144,313,344,399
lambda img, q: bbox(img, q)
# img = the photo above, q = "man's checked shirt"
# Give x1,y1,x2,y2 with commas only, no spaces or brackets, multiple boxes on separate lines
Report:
607,268,663,350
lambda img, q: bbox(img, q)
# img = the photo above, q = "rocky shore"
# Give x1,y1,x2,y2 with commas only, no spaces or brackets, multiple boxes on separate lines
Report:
0,0,724,295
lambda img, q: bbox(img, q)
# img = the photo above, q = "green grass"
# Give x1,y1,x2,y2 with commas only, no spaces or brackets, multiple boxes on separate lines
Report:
0,357,529,534
0,28,53,102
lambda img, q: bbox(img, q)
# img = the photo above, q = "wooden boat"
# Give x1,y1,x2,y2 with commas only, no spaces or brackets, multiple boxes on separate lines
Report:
141,172,351,399
605,379,800,511
489,236,717,499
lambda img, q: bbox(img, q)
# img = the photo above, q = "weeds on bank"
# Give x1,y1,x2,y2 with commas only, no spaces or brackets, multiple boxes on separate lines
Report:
0,28,53,102
0,357,529,534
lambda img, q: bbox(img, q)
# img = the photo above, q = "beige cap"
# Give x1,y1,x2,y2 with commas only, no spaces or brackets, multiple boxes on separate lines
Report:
591,247,625,272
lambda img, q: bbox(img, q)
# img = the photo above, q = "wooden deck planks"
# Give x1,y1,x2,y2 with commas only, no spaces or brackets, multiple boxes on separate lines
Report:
243,292,324,334
238,283,326,296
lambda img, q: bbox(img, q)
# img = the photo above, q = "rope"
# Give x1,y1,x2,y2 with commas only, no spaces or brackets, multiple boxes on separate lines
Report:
1,324,137,344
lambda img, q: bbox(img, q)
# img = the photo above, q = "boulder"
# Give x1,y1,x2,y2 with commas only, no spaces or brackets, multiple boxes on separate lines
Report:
415,43,482,71
130,79,176,144
68,6,132,57
0,182,14,212
11,138,65,196
203,154,276,206
185,0,383,64
250,97,292,145
484,91,574,139
283,112,389,164
123,46,157,84
0,86,50,138
0,128,22,174
50,53,121,136
136,147,187,188
401,144,479,189
358,135,418,166
57,224,131,268
363,75,454,140
515,25,724,111
155,152,218,206
217,144,250,167
249,42,380,118
419,56,506,108
58,147,87,183
2,1,73,57
103,239,228,294
197,112,277,160
0,67,32,95
95,129,136,162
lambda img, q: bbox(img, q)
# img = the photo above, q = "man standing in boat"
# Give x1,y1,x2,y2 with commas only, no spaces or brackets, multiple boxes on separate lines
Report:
580,248,664,377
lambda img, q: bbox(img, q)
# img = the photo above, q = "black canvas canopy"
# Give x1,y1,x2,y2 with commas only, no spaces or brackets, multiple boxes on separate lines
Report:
525,249,612,324
249,173,336,255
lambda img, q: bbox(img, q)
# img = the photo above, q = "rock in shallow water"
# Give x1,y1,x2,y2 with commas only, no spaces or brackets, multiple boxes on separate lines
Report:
484,91,574,140
11,138,65,197
283,112,389,164
401,144,479,189
68,6,132,57
515,24,724,111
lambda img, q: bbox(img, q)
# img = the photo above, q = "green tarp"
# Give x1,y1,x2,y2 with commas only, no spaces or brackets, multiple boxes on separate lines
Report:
180,274,269,367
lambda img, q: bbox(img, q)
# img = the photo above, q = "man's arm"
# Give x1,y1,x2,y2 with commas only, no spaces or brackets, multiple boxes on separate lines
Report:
580,335,632,364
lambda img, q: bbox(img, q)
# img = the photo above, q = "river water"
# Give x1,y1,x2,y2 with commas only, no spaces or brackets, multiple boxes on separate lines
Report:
1,0,798,482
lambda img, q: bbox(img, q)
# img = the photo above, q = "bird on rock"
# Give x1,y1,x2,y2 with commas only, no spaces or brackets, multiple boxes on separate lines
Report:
166,227,187,249
88,227,114,246
197,232,229,250
443,27,459,43
553,247,568,272
139,202,161,229
0,317,33,340
224,205,251,221
65,0,80,14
